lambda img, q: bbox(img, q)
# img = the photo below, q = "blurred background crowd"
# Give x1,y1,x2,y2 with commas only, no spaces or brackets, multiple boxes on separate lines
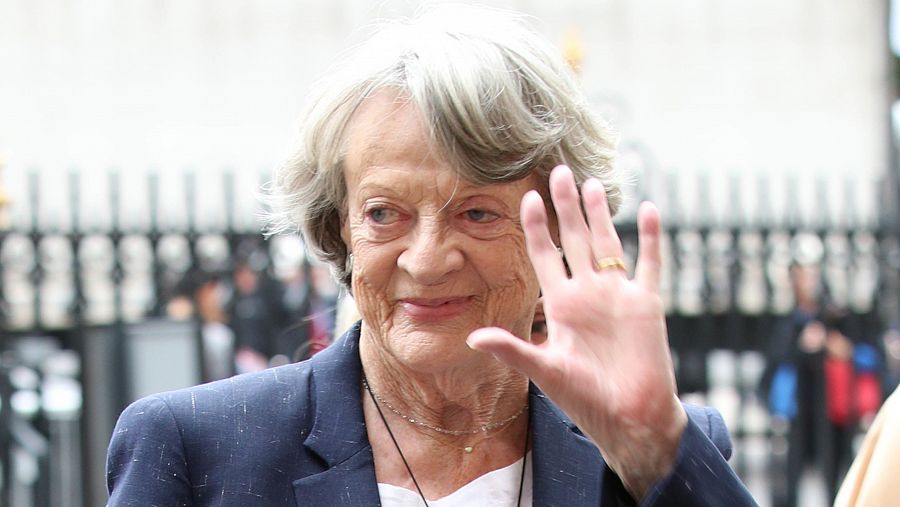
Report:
2,1,900,506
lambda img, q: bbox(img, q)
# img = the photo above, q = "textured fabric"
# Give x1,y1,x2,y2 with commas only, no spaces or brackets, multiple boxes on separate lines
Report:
834,386,900,507
107,321,756,506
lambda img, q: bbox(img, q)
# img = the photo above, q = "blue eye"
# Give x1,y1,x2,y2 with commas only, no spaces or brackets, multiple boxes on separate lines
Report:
465,209,497,223
368,208,400,224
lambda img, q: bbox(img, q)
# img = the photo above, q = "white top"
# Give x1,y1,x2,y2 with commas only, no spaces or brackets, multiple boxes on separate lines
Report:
377,452,533,507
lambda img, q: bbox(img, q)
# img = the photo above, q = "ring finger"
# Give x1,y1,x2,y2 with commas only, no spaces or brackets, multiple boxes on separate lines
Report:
581,177,626,273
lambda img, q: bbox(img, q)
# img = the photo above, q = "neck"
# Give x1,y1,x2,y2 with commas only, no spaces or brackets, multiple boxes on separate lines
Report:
361,367,531,500
359,324,529,439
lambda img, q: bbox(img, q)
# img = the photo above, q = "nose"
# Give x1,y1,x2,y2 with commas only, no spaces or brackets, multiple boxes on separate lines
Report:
397,220,464,285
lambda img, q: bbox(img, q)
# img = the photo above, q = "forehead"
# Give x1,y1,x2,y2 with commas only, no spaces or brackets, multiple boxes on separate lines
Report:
341,88,546,201
343,90,433,174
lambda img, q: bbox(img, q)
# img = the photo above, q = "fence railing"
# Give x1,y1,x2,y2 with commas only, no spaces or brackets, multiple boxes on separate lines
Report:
0,167,893,328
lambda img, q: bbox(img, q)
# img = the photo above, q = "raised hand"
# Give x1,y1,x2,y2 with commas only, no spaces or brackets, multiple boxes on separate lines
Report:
467,165,687,500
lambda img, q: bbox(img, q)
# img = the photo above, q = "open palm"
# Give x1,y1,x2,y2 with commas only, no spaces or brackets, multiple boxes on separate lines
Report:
468,165,687,499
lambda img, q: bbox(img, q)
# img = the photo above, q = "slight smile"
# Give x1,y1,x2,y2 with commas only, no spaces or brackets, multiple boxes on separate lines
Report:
398,297,474,321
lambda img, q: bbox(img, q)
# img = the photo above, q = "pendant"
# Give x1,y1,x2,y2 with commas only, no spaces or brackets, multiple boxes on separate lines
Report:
464,446,473,453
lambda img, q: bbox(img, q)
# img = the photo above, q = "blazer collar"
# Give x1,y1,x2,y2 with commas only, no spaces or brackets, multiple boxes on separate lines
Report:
293,321,381,506
297,322,610,506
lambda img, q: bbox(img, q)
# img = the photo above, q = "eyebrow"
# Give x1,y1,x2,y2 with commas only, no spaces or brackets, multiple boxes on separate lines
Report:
355,179,398,194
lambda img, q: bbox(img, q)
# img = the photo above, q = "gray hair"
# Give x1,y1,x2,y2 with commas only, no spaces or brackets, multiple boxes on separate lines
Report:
268,5,621,287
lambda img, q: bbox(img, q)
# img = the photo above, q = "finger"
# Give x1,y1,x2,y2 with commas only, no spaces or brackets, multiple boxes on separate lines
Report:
634,201,662,293
549,165,594,274
521,190,566,292
581,178,625,265
467,327,553,380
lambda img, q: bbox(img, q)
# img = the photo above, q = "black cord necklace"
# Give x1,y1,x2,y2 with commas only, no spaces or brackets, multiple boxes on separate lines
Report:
363,374,531,507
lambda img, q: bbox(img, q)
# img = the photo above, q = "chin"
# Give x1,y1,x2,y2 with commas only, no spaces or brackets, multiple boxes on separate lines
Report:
385,328,486,371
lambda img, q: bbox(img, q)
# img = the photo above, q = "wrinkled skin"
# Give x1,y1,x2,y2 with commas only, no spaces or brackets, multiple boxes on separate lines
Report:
343,91,539,497
342,92,541,378
468,167,687,498
342,89,686,500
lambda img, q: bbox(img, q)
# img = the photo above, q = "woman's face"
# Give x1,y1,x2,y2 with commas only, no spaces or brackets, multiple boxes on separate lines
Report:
341,91,542,371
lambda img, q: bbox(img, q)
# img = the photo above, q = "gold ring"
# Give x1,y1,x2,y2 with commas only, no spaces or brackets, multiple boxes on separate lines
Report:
594,256,627,272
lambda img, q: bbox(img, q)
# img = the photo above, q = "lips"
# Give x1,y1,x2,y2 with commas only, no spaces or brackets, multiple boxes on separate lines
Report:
398,296,473,321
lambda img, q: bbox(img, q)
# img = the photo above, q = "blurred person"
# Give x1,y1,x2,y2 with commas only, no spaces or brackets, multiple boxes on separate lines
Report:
230,260,289,372
307,262,341,348
818,307,871,504
283,262,340,362
765,263,880,506
164,269,202,321
272,261,313,365
107,6,755,506
195,274,236,380
164,268,234,381
764,263,825,507
164,270,236,381
270,256,342,364
833,384,900,507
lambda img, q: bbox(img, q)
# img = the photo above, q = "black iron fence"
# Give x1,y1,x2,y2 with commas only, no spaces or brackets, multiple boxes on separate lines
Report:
0,167,897,506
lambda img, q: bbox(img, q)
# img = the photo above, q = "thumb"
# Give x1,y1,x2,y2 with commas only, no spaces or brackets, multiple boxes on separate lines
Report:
467,327,548,379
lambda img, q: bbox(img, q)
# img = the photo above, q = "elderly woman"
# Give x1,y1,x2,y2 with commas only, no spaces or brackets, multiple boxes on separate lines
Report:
107,6,755,506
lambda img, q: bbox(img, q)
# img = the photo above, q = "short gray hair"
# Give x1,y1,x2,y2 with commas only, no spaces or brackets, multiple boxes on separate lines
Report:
268,5,621,287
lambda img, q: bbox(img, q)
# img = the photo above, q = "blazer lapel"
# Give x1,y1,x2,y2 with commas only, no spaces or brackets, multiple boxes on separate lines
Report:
292,326,617,506
530,384,608,506
292,322,382,506
292,450,379,506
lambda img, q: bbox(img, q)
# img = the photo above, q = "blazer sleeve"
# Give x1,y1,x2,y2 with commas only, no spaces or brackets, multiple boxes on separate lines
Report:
106,395,193,507
637,406,758,506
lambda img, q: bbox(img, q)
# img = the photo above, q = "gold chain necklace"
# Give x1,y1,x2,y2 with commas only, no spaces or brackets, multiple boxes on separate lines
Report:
362,377,527,437
362,373,530,507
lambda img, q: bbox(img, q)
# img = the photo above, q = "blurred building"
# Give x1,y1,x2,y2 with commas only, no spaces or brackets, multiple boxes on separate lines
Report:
0,1,891,198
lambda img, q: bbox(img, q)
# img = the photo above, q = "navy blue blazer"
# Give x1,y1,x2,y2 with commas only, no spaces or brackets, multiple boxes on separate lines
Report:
107,322,757,506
